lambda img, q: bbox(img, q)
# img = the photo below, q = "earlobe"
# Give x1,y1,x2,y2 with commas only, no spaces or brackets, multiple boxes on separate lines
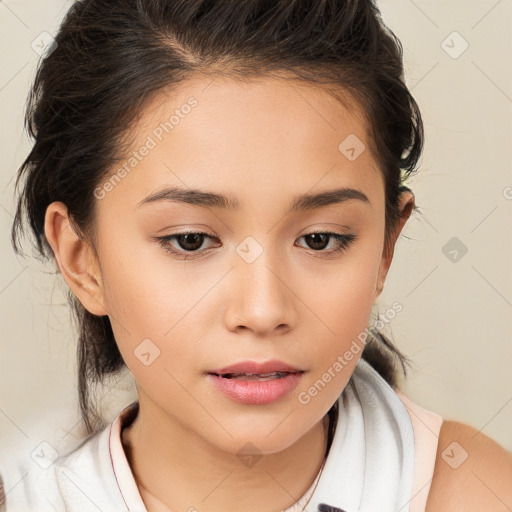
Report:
44,201,108,316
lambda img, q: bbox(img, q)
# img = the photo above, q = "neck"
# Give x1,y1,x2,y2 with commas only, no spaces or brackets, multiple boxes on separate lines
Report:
121,400,330,512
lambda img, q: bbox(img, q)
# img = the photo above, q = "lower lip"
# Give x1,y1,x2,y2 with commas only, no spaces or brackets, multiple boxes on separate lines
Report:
206,372,303,405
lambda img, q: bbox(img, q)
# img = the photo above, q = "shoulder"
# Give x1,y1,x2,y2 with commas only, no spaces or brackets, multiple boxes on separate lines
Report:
426,420,512,512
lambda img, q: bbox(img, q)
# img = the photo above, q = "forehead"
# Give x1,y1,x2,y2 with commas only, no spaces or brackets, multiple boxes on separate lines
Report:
102,74,383,211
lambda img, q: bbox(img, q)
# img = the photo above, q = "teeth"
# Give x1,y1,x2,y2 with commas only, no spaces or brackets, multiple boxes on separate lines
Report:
221,371,290,380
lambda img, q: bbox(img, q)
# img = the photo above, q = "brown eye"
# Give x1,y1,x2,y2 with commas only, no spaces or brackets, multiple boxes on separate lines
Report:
174,233,206,251
156,231,219,258
297,232,357,254
303,233,329,250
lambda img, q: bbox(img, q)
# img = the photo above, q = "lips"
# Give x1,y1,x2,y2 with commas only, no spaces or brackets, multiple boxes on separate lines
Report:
208,359,304,378
206,360,305,404
217,371,292,380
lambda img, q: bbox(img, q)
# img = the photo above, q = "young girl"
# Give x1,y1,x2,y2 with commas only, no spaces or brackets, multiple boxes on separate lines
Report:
2,0,511,511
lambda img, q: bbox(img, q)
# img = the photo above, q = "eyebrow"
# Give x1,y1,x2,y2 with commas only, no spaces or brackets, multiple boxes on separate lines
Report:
137,186,371,212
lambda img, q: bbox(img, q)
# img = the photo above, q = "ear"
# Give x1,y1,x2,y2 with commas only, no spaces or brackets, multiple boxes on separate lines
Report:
44,201,108,316
374,189,415,300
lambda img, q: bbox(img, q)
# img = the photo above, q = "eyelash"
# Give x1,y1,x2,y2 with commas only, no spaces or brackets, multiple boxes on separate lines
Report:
155,230,357,259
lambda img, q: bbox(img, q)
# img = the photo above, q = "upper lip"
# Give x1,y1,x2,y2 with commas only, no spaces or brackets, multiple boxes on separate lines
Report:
208,359,304,375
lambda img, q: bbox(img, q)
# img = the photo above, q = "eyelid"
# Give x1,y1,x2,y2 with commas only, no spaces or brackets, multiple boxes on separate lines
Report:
154,229,357,259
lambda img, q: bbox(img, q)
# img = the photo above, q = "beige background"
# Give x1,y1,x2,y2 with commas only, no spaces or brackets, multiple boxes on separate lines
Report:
0,0,511,469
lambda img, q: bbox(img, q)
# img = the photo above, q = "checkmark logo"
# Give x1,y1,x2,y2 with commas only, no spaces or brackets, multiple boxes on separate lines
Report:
134,338,161,366
237,442,263,468
236,236,263,264
31,441,59,469
31,31,58,57
441,236,468,263
441,31,469,59
338,134,366,162
441,441,468,469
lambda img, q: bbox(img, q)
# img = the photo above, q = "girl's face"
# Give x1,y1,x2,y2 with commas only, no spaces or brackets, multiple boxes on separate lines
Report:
55,76,408,454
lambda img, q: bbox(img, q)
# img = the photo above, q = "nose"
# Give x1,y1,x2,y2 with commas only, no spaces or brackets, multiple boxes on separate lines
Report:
223,245,297,337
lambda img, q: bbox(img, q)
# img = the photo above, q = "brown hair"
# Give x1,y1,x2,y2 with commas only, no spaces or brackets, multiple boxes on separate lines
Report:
11,0,423,436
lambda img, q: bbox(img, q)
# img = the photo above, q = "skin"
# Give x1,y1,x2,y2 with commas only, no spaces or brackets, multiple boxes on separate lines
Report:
44,75,415,512
425,420,512,511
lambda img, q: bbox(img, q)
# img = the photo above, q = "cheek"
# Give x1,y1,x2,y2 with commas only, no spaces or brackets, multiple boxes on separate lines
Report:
294,257,381,412
309,243,382,331
97,231,179,342
302,238,382,378
307,274,375,372
97,231,218,375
